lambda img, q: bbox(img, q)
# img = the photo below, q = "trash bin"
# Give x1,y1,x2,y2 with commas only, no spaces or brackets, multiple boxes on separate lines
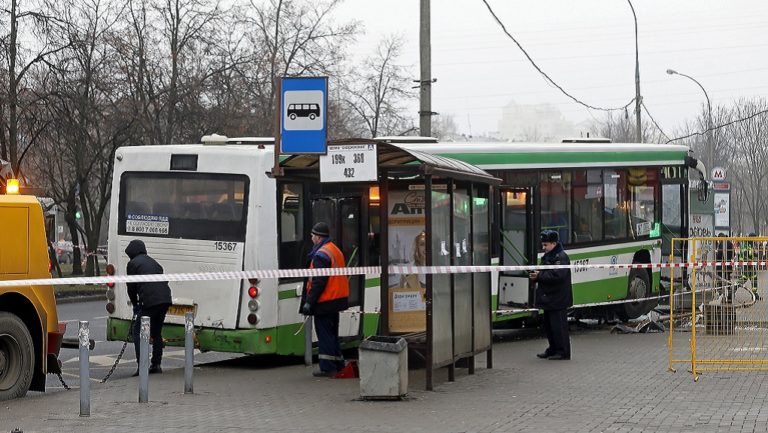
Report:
359,336,408,400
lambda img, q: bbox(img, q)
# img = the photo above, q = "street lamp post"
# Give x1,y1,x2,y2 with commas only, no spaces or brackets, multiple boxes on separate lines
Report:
628,0,642,143
666,68,713,169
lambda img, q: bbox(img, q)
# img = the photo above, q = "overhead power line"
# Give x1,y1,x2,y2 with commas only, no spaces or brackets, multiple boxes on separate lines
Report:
666,107,768,144
640,102,670,142
480,0,635,113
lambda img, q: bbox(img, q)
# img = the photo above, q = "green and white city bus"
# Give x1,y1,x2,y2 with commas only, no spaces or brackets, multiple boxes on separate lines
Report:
105,136,705,356
382,136,705,323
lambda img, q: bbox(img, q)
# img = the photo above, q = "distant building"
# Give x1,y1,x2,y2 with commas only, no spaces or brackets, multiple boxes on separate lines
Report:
497,101,577,142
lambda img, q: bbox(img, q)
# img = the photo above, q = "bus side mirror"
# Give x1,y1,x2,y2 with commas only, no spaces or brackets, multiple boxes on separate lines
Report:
697,180,709,202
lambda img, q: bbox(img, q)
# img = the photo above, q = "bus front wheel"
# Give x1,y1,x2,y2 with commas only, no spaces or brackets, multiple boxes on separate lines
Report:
0,312,35,401
618,269,657,321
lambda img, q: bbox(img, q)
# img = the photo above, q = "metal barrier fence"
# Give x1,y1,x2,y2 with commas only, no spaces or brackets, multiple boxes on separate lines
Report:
668,236,768,381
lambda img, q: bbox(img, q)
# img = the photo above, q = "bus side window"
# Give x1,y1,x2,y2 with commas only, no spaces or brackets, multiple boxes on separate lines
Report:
604,169,629,239
572,170,603,243
279,183,305,270
539,171,572,245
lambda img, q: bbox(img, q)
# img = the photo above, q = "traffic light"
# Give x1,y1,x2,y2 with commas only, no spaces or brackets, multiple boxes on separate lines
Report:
75,210,82,220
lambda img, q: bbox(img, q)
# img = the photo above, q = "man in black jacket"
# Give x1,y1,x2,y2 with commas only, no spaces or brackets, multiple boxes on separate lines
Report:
530,230,573,360
126,239,172,374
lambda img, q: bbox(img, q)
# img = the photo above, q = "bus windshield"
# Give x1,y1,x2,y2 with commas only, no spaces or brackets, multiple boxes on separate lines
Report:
118,172,249,242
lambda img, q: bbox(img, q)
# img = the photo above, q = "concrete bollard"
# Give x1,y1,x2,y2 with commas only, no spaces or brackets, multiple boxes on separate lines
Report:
184,312,194,394
79,321,90,417
138,316,150,403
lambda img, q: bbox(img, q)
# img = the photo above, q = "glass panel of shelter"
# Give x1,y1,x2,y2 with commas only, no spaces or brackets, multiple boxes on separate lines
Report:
430,183,453,367
453,186,472,357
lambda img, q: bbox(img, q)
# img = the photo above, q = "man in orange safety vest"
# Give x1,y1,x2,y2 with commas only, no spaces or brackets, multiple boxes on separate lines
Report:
301,222,350,377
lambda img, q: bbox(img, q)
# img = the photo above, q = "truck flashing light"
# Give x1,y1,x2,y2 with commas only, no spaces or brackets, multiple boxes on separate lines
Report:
6,178,19,194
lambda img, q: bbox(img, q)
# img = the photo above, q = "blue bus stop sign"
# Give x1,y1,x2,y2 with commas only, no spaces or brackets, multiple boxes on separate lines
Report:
280,77,328,154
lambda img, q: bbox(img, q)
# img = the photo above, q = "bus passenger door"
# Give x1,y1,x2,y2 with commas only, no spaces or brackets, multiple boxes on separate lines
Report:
498,188,535,307
311,196,364,340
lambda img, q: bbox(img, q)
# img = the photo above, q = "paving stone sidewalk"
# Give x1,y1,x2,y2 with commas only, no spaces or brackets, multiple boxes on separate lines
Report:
4,328,768,433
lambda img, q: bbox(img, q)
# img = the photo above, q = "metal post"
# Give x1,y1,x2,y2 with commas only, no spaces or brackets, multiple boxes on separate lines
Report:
419,0,432,137
184,312,194,394
304,316,313,366
79,321,90,417
666,69,713,168
272,78,283,177
138,316,150,402
628,0,642,143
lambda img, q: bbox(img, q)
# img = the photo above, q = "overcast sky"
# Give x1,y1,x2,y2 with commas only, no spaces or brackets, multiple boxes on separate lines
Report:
335,0,768,139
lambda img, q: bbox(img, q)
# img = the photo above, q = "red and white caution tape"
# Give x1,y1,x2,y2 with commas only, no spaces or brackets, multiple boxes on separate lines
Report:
2,261,767,288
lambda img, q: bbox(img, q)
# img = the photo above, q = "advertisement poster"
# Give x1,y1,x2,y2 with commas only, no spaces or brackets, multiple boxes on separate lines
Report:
714,193,730,228
689,213,715,277
387,187,427,333
388,188,426,288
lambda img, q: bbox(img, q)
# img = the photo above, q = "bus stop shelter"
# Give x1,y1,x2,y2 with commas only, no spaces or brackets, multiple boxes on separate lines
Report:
279,138,500,390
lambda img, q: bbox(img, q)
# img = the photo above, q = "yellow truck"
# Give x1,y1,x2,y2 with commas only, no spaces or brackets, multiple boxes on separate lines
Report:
0,194,65,400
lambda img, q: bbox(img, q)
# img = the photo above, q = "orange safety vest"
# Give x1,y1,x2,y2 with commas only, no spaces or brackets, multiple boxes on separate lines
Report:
308,241,349,303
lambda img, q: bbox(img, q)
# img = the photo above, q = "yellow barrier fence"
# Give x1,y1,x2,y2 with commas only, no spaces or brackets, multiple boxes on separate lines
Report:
668,236,768,381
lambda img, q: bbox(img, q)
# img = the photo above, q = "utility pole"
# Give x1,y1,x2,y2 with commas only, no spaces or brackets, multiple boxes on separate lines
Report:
419,0,432,137
628,0,642,143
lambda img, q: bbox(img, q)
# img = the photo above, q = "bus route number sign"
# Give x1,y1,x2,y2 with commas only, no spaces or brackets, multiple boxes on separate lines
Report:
319,144,377,183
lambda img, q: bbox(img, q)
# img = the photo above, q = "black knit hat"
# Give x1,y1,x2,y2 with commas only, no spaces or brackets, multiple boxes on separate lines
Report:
311,222,330,237
540,230,559,243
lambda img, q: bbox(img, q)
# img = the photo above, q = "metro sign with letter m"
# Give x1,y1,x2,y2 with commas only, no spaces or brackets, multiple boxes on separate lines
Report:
711,166,726,181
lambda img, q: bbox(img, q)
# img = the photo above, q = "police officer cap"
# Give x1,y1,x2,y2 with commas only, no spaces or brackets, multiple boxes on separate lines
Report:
540,230,559,243
311,222,330,237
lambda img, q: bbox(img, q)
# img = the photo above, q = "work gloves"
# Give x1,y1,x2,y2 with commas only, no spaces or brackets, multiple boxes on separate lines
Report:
301,303,312,315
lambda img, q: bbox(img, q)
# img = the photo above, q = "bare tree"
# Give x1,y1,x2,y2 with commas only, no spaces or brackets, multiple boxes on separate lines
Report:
591,110,663,143
432,114,460,141
0,0,70,178
343,35,415,138
236,0,358,135
723,99,768,234
155,0,224,143
31,0,132,275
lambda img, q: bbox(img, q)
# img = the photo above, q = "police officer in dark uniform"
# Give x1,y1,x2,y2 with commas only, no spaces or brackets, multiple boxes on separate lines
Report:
125,239,172,375
530,230,573,360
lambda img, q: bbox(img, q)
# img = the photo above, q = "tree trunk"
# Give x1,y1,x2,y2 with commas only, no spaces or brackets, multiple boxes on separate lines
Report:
84,232,101,276
66,215,84,276
8,0,19,174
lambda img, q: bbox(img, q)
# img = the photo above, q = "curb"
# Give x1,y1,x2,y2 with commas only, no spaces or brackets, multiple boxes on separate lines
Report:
56,294,106,304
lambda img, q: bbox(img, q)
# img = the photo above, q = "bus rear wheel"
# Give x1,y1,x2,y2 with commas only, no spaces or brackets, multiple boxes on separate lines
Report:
618,269,657,321
0,312,34,401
